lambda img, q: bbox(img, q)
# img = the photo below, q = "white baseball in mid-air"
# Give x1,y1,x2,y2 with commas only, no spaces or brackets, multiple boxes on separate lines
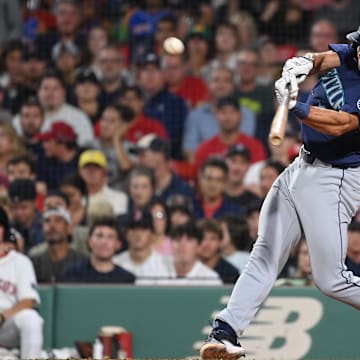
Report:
163,37,184,54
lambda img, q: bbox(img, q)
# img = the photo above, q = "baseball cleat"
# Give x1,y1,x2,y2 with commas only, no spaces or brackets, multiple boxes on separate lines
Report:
200,320,245,360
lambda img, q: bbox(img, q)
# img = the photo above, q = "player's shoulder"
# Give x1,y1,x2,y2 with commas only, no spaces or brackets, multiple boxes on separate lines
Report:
4,250,32,266
328,43,355,64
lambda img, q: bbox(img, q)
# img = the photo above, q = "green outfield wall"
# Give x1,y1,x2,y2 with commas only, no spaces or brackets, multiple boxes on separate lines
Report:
38,285,360,359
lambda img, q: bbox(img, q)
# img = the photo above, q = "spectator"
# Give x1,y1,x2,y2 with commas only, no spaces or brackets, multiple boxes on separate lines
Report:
0,1,22,47
309,19,339,53
118,85,169,142
18,98,45,159
86,25,109,78
235,47,275,149
72,69,103,125
167,221,222,285
257,37,282,85
29,190,89,258
62,217,135,283
8,179,42,253
91,104,137,189
7,154,45,212
162,52,209,108
116,165,156,248
7,155,36,183
166,194,194,229
155,15,178,55
22,46,47,95
194,96,266,170
36,121,81,190
138,52,188,159
35,0,84,60
185,25,212,79
314,0,360,40
0,40,31,115
346,222,360,276
193,157,243,220
198,219,239,284
224,144,260,209
30,206,86,283
229,11,258,49
243,130,299,189
0,40,23,90
0,206,43,359
98,45,127,107
183,66,256,163
142,137,194,202
258,160,286,199
60,172,88,230
220,214,252,273
127,166,156,212
210,22,239,71
13,71,94,146
53,42,80,87
0,120,25,178
127,0,174,63
258,0,311,46
78,149,128,216
149,199,172,256
113,209,173,280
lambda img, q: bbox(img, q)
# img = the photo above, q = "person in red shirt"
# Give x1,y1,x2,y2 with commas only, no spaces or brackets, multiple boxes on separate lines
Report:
118,85,168,142
195,96,266,171
162,52,210,108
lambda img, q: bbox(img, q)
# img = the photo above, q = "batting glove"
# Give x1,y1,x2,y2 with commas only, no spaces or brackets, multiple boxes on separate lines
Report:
274,77,298,110
282,55,314,84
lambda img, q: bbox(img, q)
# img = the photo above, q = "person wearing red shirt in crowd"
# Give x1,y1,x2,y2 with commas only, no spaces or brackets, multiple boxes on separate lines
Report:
162,53,209,109
195,96,266,171
118,85,168,142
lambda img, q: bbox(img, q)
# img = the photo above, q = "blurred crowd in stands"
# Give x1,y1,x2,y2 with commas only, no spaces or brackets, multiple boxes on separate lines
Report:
0,0,359,286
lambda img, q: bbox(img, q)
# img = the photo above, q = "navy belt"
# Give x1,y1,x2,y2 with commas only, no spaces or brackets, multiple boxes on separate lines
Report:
300,147,358,169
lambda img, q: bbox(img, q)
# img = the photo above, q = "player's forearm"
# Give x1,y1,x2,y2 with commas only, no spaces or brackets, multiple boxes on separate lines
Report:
309,51,341,75
299,105,359,136
2,299,36,320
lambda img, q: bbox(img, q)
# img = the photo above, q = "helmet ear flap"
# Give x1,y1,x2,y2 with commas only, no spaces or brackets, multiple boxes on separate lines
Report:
346,26,360,49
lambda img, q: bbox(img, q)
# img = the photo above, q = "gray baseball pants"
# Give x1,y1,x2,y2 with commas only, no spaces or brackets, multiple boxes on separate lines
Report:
218,151,360,336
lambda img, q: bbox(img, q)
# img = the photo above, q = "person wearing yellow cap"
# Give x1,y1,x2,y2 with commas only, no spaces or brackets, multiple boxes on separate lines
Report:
78,149,128,216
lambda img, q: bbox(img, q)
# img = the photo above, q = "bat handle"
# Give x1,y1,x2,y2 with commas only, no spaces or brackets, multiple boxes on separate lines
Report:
269,86,290,146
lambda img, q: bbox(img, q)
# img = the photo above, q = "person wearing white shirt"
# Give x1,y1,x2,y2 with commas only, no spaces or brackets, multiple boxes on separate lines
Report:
169,222,222,285
78,149,127,216
146,222,222,286
12,72,94,146
0,207,43,359
113,209,173,279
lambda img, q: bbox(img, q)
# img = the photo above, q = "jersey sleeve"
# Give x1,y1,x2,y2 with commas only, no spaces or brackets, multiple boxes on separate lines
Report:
16,254,41,305
328,43,354,64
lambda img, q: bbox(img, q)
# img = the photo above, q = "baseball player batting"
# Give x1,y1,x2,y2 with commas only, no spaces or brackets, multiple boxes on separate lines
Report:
0,207,43,358
200,26,360,359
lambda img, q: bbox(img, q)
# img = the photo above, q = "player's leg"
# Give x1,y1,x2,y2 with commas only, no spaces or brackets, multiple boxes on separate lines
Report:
294,164,360,308
0,318,20,349
200,160,303,359
13,309,44,358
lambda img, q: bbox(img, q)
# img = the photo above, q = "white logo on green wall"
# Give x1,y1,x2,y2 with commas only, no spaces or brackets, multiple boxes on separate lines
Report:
195,296,323,360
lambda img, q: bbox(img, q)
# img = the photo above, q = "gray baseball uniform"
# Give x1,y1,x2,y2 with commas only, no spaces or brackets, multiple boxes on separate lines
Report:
217,43,360,336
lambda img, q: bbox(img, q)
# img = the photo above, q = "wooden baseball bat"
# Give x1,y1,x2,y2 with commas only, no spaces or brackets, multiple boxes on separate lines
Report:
269,87,290,146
